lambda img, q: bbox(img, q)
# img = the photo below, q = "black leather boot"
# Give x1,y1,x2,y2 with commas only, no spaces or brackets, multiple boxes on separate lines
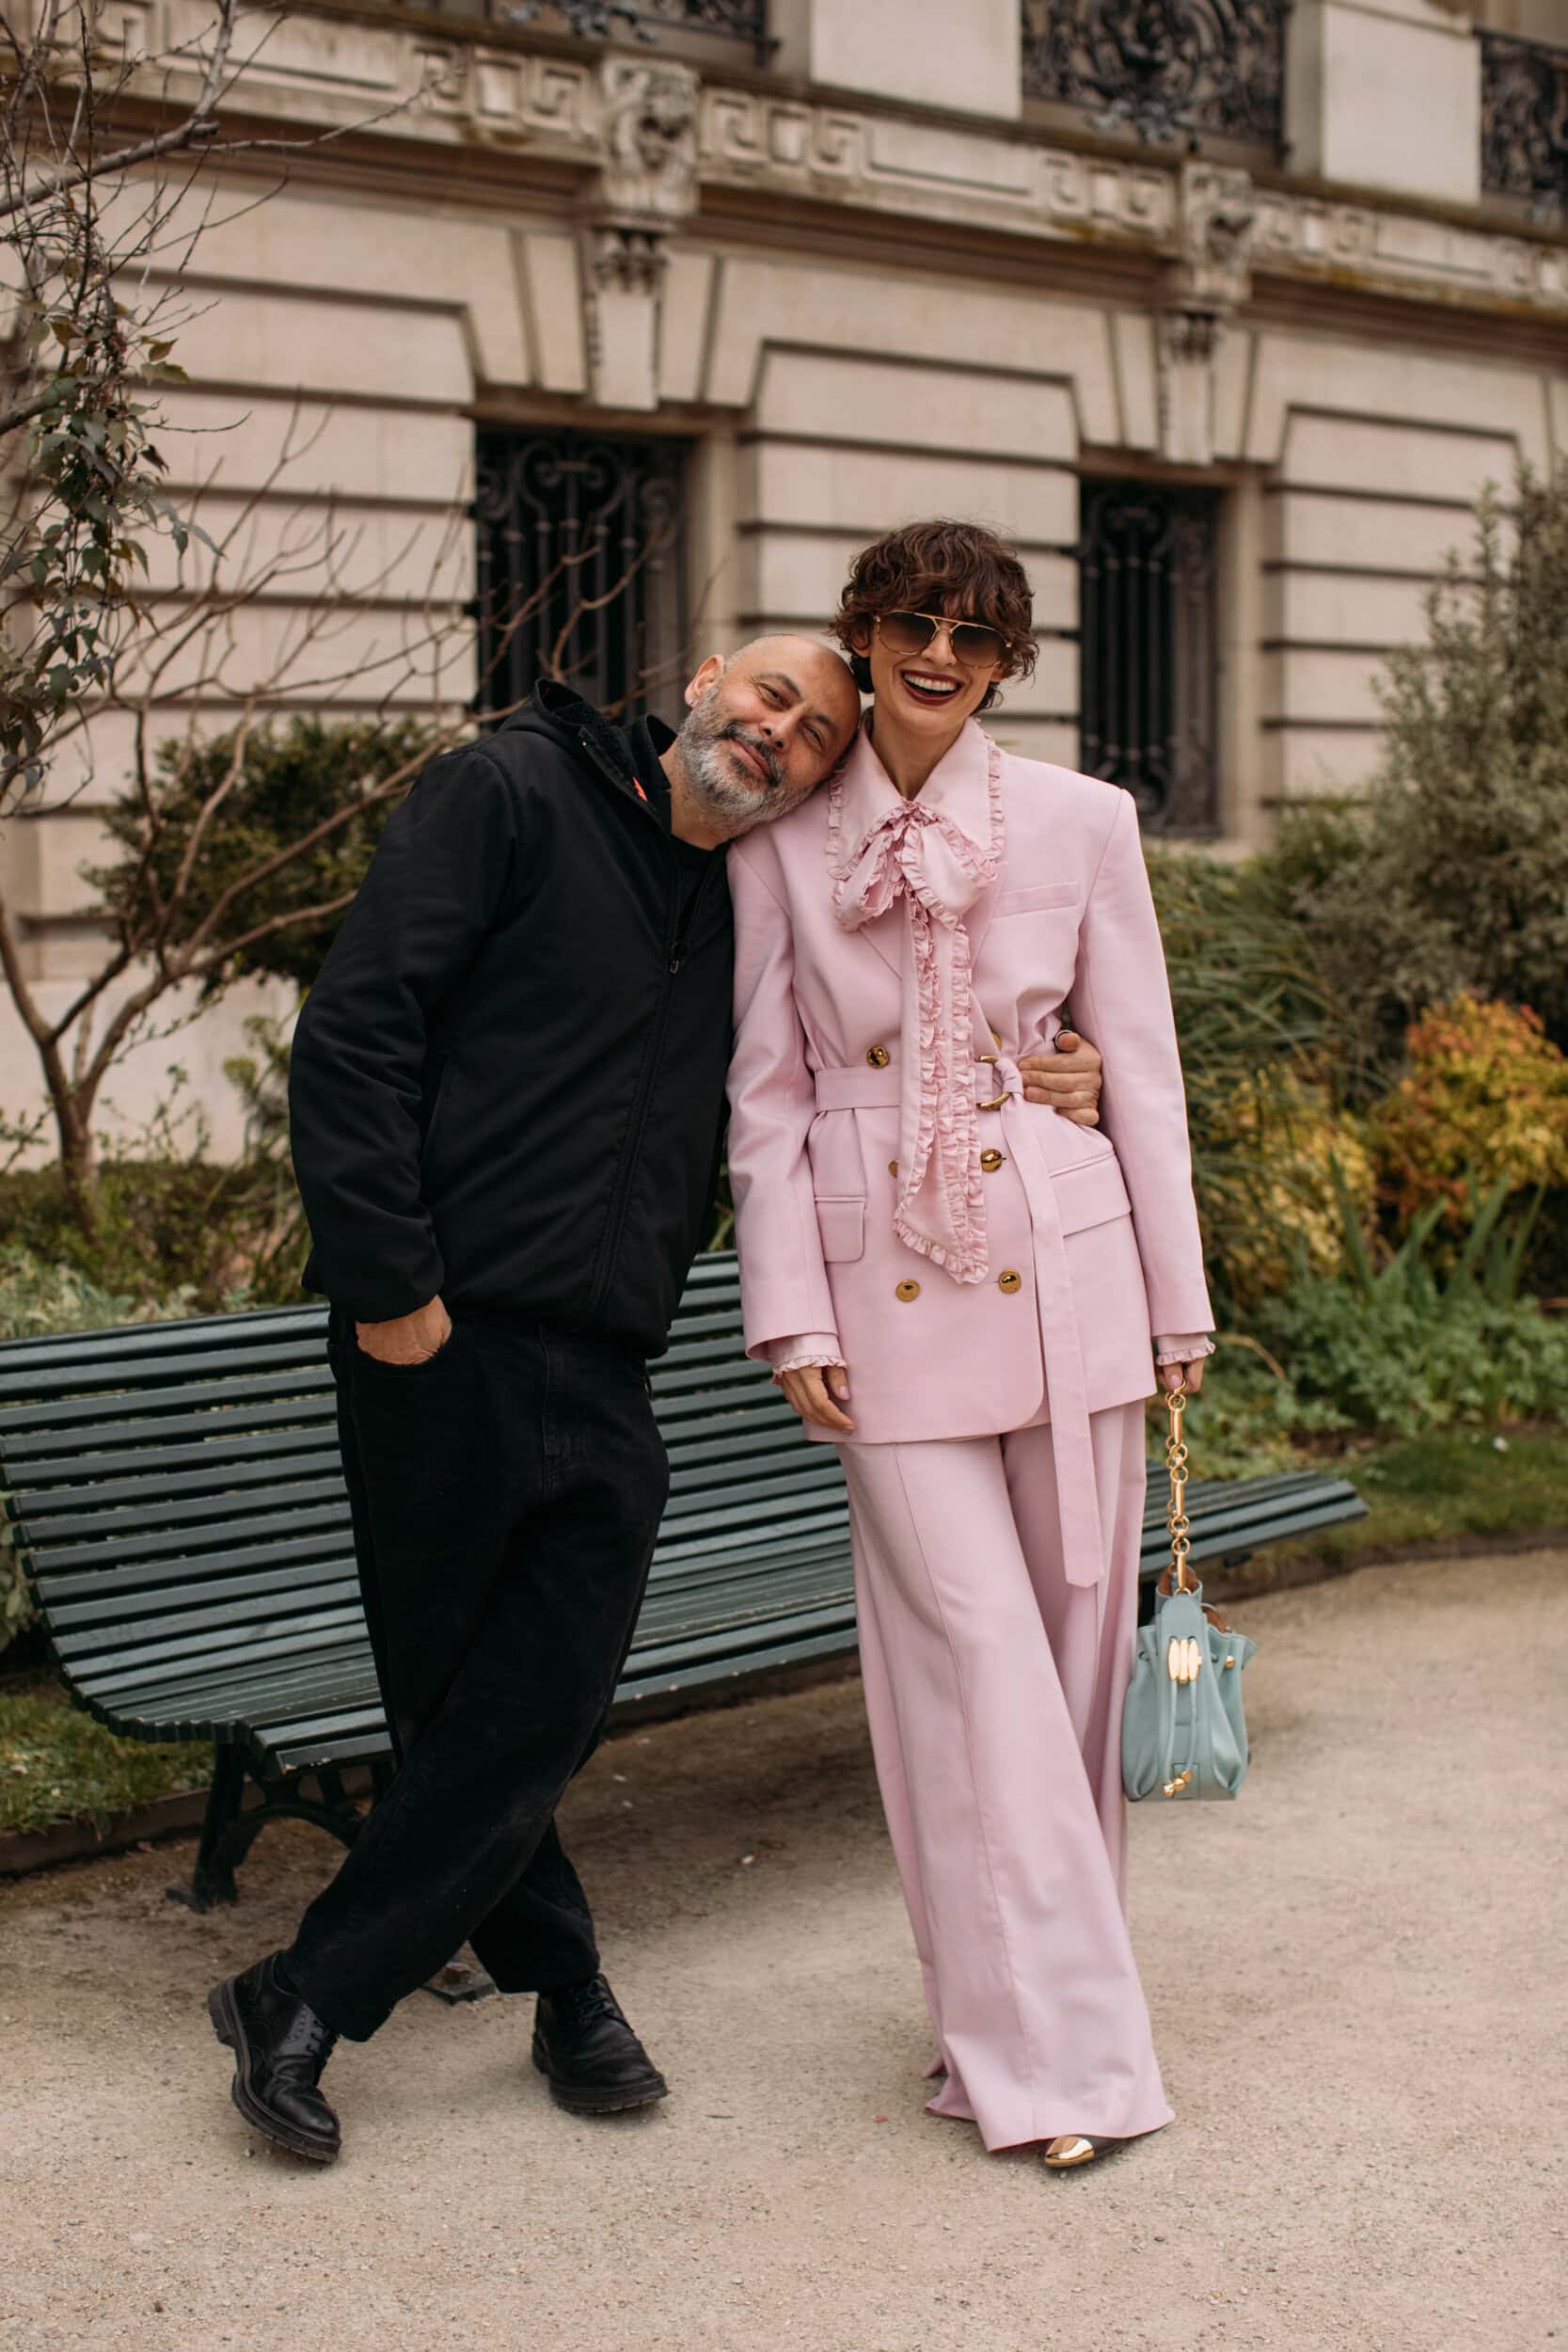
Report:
208,1954,341,2163
531,1974,668,2116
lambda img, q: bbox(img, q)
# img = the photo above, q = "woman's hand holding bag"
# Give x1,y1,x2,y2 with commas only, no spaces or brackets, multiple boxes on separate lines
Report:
1122,1377,1257,1804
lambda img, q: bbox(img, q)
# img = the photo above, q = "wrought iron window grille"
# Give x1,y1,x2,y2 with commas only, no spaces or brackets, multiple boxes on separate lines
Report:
501,0,771,64
1021,0,1290,153
473,428,690,725
1480,29,1568,223
1077,478,1221,836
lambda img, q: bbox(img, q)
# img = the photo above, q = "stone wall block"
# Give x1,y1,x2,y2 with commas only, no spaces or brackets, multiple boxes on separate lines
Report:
770,0,1022,120
1287,0,1481,207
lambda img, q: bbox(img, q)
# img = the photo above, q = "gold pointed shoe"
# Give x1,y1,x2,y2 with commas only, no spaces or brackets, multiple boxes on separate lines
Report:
1041,2134,1116,2170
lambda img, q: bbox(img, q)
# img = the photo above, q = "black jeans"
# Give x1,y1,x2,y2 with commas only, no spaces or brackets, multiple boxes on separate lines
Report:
280,1308,669,2042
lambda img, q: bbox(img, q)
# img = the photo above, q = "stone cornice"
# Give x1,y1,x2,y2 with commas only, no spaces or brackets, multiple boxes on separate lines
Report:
112,0,1568,325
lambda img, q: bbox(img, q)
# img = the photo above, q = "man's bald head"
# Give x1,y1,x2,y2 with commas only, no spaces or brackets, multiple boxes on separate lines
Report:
729,632,862,734
664,633,862,847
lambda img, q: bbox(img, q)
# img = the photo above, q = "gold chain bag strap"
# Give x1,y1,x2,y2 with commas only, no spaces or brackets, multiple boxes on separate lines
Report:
1121,1380,1259,1803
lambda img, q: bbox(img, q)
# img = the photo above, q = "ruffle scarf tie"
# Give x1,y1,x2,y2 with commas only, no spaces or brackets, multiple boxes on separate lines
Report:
828,738,1005,1285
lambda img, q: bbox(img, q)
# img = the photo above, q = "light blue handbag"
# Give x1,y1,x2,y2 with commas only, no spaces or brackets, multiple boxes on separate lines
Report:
1123,1381,1257,1804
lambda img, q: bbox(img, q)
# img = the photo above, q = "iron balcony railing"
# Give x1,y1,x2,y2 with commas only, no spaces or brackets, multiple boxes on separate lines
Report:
1021,0,1290,152
1480,28,1568,222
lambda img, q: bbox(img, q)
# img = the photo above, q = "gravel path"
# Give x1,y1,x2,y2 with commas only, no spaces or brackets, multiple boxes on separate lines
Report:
2,1546,1563,2352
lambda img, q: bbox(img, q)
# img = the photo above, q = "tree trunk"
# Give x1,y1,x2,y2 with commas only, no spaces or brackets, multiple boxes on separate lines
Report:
55,1094,101,1238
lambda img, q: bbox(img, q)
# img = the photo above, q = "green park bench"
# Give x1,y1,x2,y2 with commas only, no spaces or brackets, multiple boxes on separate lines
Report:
0,1252,1366,1909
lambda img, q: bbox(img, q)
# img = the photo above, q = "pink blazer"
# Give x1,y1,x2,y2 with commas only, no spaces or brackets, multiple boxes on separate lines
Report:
726,718,1212,1462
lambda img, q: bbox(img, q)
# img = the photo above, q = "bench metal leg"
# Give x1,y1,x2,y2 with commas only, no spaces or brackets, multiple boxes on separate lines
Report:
165,1753,372,1911
163,1751,494,2003
166,1742,247,1911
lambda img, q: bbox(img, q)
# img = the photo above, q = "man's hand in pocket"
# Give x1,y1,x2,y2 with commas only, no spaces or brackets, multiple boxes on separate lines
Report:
356,1295,451,1365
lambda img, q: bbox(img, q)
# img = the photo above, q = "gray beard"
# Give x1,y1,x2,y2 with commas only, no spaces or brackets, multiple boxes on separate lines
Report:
674,685,807,839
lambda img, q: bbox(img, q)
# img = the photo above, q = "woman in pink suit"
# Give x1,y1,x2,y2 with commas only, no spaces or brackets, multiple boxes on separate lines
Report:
725,520,1213,2172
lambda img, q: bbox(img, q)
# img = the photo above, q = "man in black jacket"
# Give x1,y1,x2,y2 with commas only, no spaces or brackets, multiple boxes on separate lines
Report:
207,637,1103,2164
204,638,865,2161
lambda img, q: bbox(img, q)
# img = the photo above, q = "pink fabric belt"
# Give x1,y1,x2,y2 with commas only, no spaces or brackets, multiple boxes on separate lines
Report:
811,1058,1107,1591
816,1066,938,1113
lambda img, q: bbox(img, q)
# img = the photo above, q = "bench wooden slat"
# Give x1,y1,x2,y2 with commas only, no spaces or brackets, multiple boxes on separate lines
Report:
136,1657,383,1735
11,1455,345,1533
0,1406,339,1479
0,1338,332,1409
619,1621,863,1706
71,1612,372,1715
269,1728,398,1773
0,1366,345,1442
0,1306,325,1376
40,1565,365,1643
0,1387,339,1449
24,1497,353,1574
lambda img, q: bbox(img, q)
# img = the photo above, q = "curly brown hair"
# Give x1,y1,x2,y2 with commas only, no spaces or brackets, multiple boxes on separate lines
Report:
831,518,1037,711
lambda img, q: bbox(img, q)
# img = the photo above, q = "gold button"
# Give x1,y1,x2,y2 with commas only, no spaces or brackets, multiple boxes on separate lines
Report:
980,1148,1005,1173
895,1279,921,1302
991,1029,1003,1050
866,1044,890,1069
888,1159,898,1177
998,1268,1022,1294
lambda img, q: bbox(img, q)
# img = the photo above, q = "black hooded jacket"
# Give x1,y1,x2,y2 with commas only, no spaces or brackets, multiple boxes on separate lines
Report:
288,682,733,1357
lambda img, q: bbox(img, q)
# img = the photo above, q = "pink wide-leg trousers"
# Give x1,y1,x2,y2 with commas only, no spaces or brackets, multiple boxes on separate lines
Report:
837,1401,1172,2152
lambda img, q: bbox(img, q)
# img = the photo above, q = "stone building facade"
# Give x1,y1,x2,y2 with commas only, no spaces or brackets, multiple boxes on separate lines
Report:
7,0,1568,1151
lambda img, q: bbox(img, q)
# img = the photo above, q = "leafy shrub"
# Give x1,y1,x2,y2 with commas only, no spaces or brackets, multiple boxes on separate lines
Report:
86,713,434,993
0,1243,165,1342
1257,1279,1568,1438
1280,469,1568,1082
0,1150,304,1316
1365,994,1568,1230
1523,1189,1568,1305
1144,847,1354,1319
1214,1077,1376,1311
1248,1174,1568,1436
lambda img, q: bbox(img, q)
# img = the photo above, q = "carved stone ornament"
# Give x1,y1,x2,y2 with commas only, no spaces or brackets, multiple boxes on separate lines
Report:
1153,163,1256,466
1160,310,1222,366
1170,161,1258,314
597,56,700,225
578,58,699,410
590,222,666,296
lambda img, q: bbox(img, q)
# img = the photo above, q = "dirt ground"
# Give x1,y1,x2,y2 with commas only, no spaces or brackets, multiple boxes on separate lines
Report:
1,1545,1564,2352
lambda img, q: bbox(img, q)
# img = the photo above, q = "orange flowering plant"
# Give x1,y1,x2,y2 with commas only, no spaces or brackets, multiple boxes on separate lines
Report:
1366,994,1568,1230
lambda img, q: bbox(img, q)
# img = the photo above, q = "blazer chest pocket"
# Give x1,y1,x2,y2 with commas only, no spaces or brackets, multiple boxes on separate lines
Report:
1053,1152,1132,1236
815,1197,865,1263
994,882,1081,918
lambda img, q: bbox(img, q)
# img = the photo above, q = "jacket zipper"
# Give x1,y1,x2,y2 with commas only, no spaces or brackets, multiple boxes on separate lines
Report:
575,728,719,1316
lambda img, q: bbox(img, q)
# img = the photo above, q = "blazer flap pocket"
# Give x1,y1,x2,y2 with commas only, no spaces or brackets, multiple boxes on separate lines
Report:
994,882,1082,917
1053,1152,1132,1236
815,1197,866,1263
